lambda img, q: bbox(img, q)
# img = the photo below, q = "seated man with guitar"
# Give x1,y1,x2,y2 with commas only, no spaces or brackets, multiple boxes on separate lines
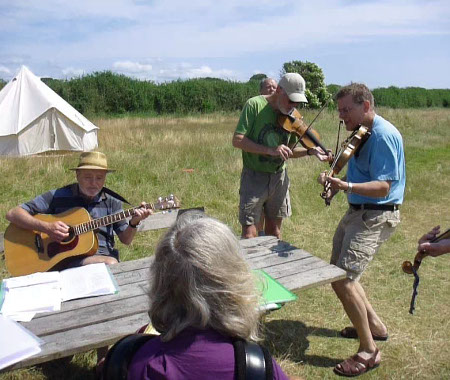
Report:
318,83,405,377
5,151,152,274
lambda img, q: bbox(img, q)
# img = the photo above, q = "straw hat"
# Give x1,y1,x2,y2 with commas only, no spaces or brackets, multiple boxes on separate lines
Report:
70,151,115,172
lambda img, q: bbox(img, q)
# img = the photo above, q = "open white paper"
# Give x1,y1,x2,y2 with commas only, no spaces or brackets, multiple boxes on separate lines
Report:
0,315,43,370
60,263,118,301
1,263,119,321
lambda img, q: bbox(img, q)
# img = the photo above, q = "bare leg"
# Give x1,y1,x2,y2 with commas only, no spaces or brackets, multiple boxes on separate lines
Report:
264,217,282,240
332,278,378,357
242,224,258,239
81,255,119,266
257,214,265,236
354,281,387,337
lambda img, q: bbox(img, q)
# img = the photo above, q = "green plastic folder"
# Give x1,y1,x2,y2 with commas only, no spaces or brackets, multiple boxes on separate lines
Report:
253,269,298,311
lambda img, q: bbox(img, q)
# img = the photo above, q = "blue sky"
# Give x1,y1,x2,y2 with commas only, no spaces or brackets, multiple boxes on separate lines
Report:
1,0,449,88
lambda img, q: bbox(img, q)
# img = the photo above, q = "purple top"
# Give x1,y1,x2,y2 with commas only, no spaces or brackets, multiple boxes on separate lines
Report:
127,327,289,380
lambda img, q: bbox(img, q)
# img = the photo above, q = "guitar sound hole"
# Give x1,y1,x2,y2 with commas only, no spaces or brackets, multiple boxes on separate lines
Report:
62,229,75,243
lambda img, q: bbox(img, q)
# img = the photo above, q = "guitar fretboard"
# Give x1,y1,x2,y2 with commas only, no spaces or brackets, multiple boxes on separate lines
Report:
72,204,153,235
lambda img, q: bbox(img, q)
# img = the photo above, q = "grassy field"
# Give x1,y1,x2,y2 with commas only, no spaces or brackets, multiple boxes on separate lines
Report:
1,108,449,379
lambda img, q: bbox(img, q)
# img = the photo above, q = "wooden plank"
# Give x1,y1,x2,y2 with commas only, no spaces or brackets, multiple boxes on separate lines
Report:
7,312,152,370
277,265,346,290
22,294,151,336
261,256,332,279
247,248,312,270
109,256,153,274
137,210,179,232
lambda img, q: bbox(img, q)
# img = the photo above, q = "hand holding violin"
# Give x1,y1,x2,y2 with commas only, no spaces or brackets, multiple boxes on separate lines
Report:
308,147,333,162
417,226,450,257
317,172,346,203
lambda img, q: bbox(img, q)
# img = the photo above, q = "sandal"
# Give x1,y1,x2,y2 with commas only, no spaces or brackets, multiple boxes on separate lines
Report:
340,326,388,341
334,349,381,377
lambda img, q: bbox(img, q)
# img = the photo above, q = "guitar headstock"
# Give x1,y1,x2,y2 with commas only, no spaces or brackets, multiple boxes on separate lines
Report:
153,194,181,211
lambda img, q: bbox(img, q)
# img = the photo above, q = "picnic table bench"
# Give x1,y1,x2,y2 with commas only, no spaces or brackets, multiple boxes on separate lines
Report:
3,234,346,371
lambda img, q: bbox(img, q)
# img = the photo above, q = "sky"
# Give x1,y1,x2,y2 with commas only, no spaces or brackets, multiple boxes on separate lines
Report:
0,0,449,89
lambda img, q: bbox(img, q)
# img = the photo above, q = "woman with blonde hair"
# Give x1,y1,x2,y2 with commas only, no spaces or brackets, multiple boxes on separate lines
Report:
127,212,292,379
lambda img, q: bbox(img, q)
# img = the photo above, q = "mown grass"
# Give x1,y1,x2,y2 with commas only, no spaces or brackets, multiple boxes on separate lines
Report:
1,108,449,379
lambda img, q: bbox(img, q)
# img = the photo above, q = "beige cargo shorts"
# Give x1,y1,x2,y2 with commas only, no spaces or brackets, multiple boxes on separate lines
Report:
331,207,400,280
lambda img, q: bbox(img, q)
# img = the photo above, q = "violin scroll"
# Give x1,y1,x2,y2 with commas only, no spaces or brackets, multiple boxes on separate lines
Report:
402,252,428,275
402,228,450,274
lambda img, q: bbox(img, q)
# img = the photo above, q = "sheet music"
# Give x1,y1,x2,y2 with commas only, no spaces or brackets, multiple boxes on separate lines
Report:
60,263,118,301
1,263,118,321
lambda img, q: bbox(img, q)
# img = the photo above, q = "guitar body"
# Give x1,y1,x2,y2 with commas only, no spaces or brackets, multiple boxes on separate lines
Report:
4,208,98,276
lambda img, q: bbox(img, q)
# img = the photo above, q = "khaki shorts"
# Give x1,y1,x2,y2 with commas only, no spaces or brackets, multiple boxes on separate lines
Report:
331,207,400,280
239,167,291,226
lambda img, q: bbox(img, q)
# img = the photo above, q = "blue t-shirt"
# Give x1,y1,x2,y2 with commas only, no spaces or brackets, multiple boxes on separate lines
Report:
347,115,406,205
21,184,129,257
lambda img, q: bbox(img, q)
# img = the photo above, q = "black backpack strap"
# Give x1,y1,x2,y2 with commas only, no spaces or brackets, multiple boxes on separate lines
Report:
102,334,156,380
233,338,273,380
102,187,130,205
233,339,247,380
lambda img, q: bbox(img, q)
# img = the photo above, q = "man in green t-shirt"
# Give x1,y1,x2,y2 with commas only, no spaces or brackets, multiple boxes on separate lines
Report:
232,73,331,239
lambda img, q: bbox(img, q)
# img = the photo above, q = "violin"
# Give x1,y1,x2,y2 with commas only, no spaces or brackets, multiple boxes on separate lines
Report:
402,228,450,275
278,109,328,153
402,228,450,314
320,123,371,206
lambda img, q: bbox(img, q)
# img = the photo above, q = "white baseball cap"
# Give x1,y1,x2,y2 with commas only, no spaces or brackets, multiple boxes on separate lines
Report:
278,73,308,103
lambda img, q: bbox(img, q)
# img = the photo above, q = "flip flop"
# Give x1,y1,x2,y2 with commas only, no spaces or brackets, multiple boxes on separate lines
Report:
340,326,389,341
334,348,381,377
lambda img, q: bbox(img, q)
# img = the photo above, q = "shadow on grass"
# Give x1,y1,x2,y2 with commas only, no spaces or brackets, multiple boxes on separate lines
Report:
38,356,95,380
264,319,343,368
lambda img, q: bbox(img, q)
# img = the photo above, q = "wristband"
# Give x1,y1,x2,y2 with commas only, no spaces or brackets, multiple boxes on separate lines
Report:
129,221,140,228
344,182,353,194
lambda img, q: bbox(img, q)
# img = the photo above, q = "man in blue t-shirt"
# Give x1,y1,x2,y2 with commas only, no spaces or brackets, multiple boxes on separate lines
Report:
318,83,405,377
6,151,152,271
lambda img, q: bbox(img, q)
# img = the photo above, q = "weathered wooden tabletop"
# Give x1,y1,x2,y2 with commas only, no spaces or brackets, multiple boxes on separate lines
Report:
6,235,346,371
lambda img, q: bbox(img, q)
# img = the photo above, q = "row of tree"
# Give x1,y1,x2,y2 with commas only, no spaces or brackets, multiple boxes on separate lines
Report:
0,61,449,116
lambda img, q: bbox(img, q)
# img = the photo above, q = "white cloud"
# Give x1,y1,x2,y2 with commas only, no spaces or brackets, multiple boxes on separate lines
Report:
0,65,11,75
1,0,449,86
113,61,153,73
62,67,85,78
150,62,236,81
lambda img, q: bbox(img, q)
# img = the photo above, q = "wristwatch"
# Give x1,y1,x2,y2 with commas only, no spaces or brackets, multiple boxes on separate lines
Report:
129,220,140,228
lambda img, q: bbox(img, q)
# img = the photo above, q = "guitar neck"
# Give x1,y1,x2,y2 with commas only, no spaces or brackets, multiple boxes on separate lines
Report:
73,204,153,235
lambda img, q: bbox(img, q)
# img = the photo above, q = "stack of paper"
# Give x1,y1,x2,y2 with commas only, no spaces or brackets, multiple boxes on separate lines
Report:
0,263,119,322
254,269,298,312
0,315,43,370
0,272,61,321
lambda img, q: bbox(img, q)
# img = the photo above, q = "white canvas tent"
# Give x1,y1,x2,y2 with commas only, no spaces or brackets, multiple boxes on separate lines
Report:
0,66,98,156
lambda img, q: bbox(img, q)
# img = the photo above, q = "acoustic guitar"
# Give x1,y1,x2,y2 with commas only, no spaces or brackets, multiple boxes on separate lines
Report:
4,195,180,276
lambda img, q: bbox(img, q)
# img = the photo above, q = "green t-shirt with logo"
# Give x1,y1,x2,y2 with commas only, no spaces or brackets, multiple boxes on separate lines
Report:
235,95,298,173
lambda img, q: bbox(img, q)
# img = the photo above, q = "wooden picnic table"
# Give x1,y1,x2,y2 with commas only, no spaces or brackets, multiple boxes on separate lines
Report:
5,235,346,371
